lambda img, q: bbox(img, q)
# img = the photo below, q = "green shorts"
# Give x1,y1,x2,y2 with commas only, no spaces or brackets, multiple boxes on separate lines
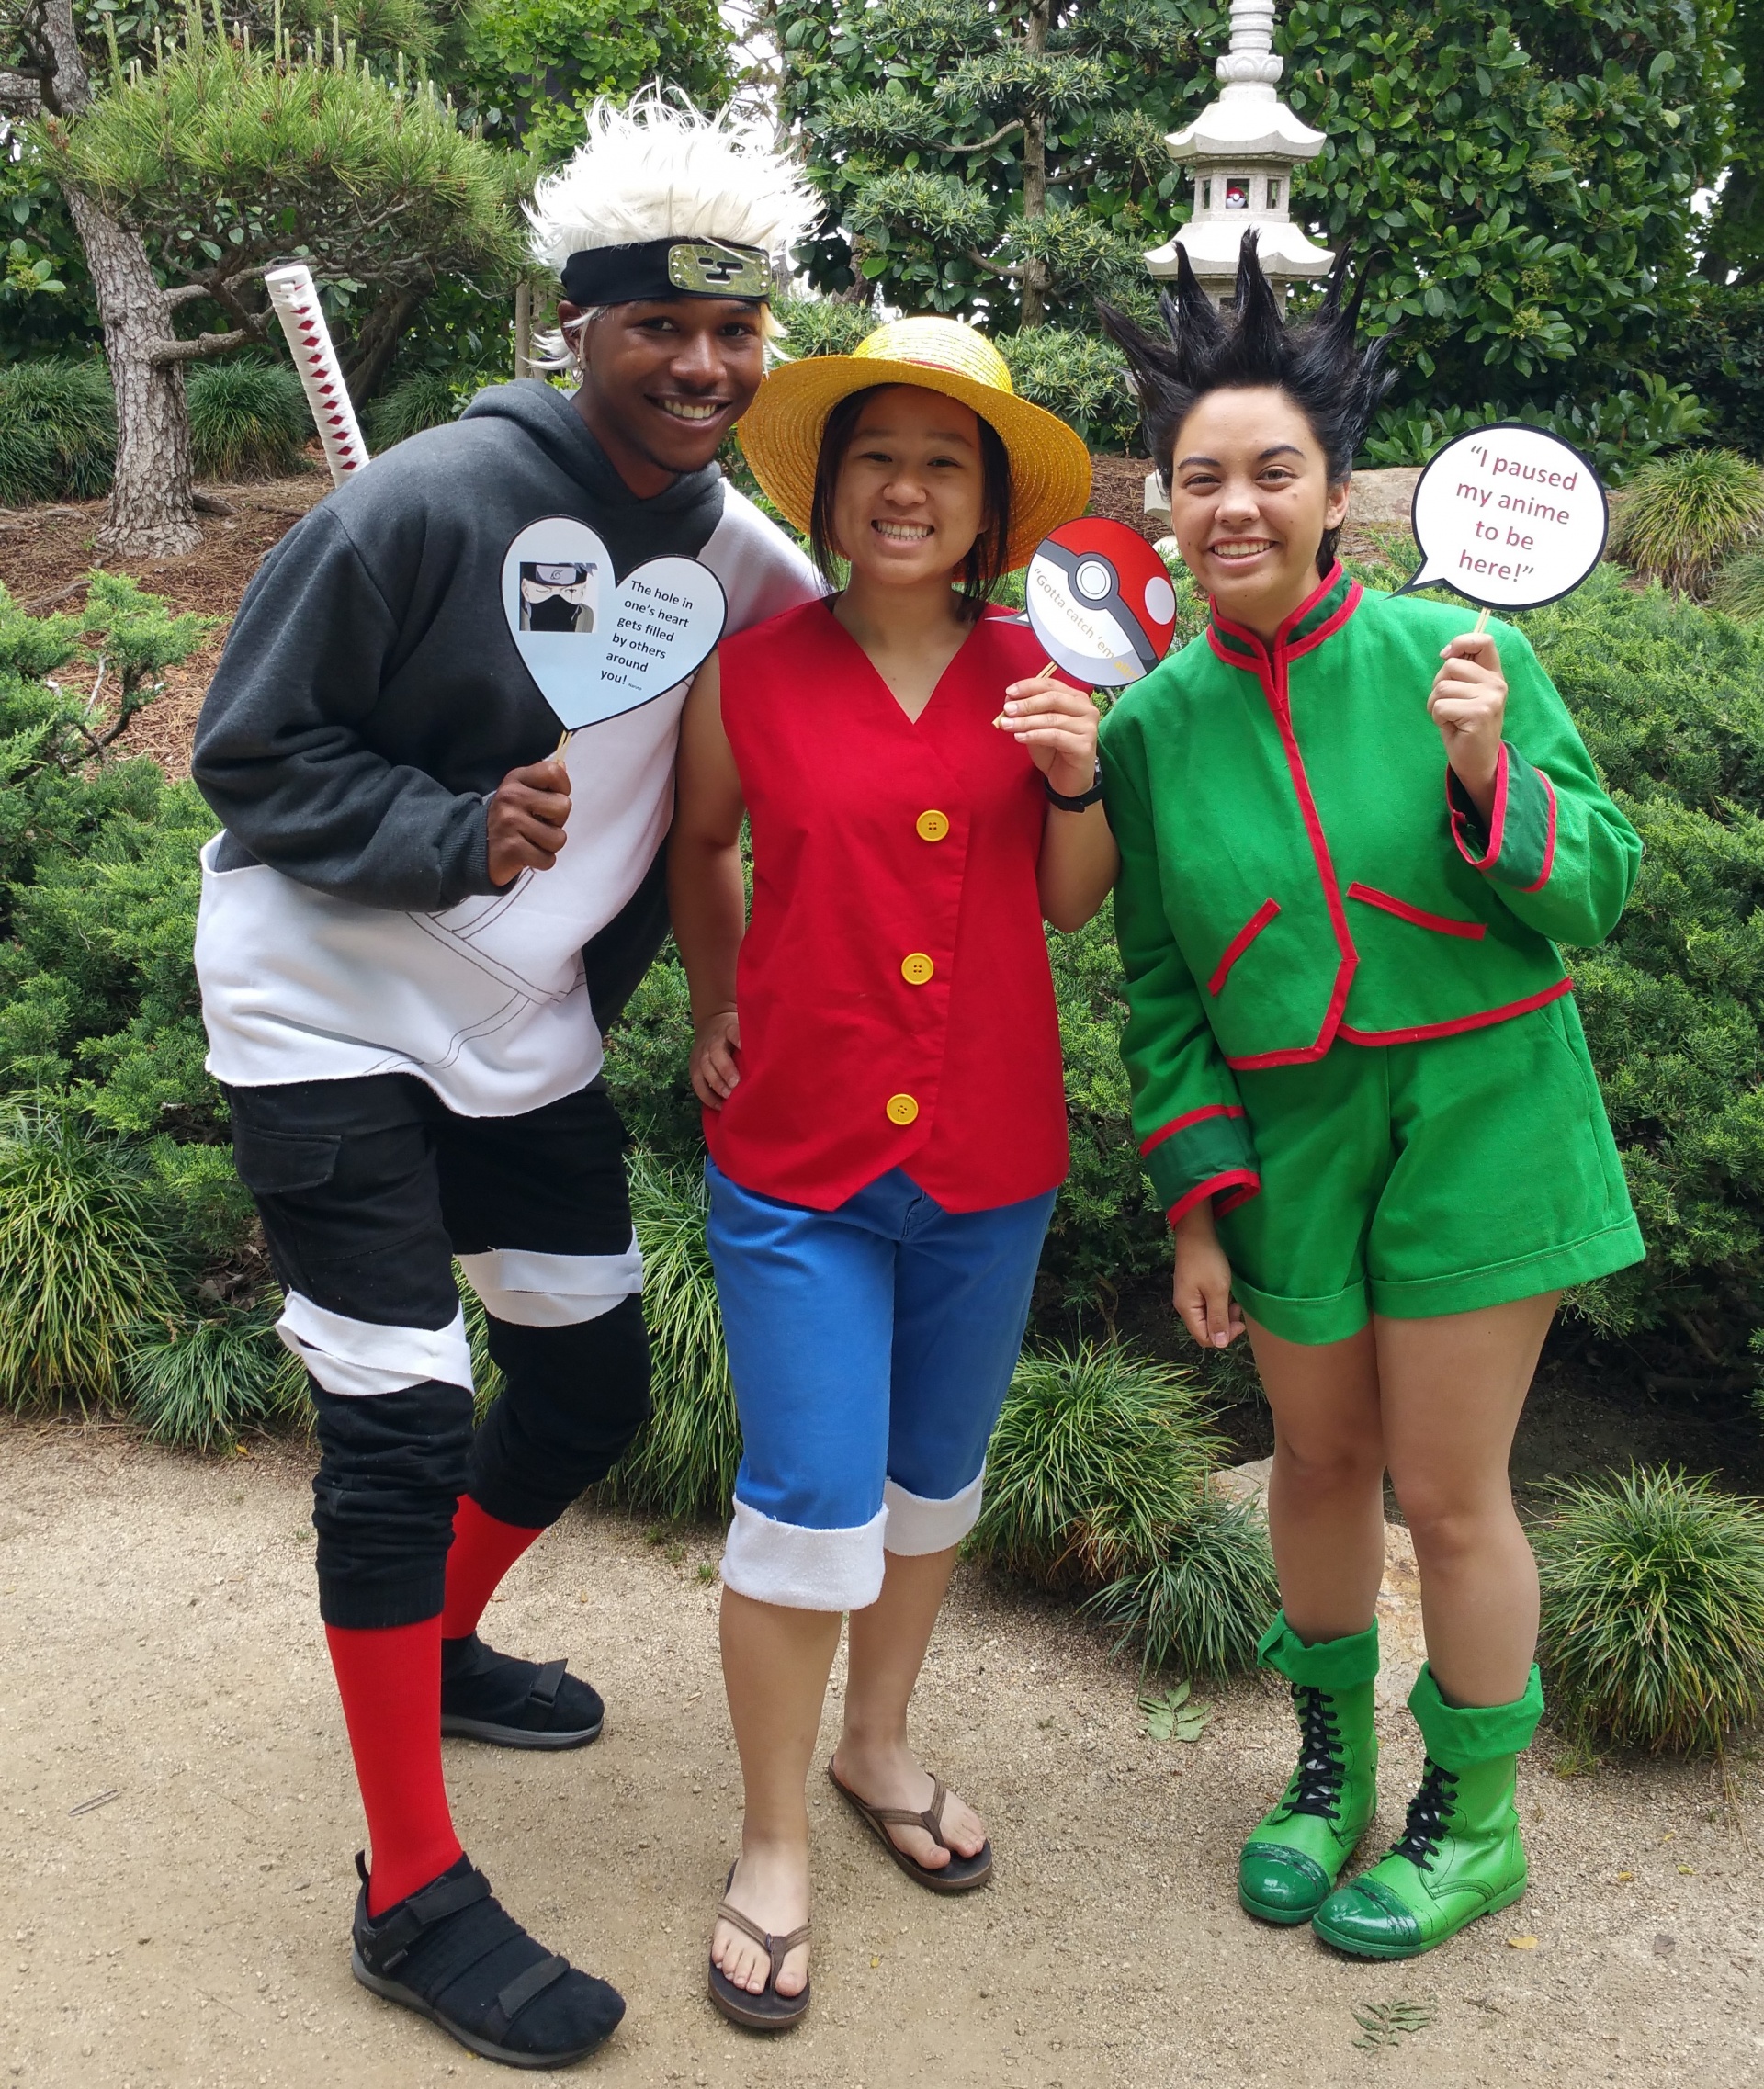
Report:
1219,995,1644,1346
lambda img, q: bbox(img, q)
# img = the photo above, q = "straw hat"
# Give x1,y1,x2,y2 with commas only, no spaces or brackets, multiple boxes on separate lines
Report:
738,315,1092,570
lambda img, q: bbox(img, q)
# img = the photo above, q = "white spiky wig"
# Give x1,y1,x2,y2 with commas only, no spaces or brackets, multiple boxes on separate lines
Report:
526,88,818,274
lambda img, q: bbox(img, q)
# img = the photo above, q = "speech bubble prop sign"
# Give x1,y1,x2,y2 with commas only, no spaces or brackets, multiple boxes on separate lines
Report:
501,517,727,732
1400,424,1608,611
1025,518,1180,687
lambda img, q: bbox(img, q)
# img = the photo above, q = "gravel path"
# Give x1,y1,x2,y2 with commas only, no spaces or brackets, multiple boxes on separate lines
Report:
2,1421,1758,2088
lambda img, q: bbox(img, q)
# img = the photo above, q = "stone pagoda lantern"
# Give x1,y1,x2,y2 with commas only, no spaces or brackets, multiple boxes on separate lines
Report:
1142,0,1334,514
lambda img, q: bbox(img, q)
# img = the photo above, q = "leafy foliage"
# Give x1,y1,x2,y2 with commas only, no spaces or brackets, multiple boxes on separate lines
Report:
1533,1466,1764,1754
366,367,474,447
1085,1494,1279,1677
1656,282,1764,457
1358,378,1711,485
1137,1677,1212,1740
1611,448,1764,595
967,1341,1223,1587
185,356,311,479
998,327,1138,451
0,356,115,503
0,1098,180,1408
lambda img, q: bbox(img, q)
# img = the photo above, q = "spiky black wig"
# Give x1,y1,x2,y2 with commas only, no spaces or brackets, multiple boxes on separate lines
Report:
1098,232,1395,577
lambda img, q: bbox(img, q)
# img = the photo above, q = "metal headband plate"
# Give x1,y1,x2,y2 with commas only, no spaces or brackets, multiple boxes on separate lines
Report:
666,242,771,298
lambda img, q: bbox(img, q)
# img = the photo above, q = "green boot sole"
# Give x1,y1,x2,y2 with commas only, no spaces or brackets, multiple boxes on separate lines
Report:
1312,1869,1527,1959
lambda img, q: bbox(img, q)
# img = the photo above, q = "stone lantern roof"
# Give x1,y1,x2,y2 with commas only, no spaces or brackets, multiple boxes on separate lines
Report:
1144,0,1334,300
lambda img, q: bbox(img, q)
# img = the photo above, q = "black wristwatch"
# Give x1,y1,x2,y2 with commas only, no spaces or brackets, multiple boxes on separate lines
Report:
1045,762,1104,812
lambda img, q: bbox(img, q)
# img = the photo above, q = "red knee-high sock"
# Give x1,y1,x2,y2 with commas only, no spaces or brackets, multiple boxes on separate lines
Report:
440,1496,544,1642
324,1618,463,1916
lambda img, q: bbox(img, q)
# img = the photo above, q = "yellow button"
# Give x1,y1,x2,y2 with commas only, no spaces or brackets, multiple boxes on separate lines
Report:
916,809,950,843
900,952,935,986
886,1093,920,1125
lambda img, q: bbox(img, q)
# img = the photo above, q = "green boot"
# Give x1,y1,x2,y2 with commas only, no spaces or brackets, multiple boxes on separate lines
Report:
1312,1662,1544,1959
1238,1613,1379,1925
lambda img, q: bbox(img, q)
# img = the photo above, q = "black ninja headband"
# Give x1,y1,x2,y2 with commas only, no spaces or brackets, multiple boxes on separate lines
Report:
560,238,772,309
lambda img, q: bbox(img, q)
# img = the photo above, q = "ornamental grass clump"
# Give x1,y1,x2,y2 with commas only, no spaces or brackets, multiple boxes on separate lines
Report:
603,1154,740,1523
1084,1493,1279,1679
1611,447,1764,597
1708,547,1764,623
186,359,311,480
968,1341,1223,1588
125,1296,306,1451
0,1099,179,1408
1534,1466,1764,1755
368,368,483,450
0,359,116,504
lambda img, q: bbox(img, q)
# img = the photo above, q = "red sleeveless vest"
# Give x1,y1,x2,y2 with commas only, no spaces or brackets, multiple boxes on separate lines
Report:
705,598,1069,1212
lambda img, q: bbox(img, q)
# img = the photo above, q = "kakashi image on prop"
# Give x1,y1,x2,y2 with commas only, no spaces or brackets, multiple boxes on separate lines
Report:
1026,518,1181,687
502,517,727,733
519,561,599,633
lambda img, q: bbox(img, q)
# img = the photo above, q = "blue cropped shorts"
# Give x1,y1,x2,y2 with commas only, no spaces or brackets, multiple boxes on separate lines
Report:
706,1161,1057,1612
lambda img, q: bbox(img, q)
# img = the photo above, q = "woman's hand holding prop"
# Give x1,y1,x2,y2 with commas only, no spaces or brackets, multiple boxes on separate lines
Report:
1427,630,1508,825
994,671,1101,797
691,1009,741,1111
1172,1199,1246,1350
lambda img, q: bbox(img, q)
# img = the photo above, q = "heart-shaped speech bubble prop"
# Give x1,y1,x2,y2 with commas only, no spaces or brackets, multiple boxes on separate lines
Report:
1397,424,1608,612
501,516,728,732
1025,518,1180,687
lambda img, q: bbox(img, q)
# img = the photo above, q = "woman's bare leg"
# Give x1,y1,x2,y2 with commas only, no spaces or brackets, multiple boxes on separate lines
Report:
832,1546,986,1870
1246,1318,1389,1644
1376,1293,1557,1707
710,1589,842,1997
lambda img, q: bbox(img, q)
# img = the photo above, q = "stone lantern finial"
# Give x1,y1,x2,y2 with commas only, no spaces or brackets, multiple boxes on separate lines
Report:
1142,0,1334,306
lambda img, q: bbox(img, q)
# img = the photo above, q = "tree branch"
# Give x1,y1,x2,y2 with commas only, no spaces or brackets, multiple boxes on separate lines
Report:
967,247,1025,280
945,119,1024,155
152,320,270,365
161,281,215,310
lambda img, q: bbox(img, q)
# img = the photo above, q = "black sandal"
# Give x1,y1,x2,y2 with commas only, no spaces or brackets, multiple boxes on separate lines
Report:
440,1633,604,1750
707,1862,811,2032
828,1760,993,1892
351,1852,624,2067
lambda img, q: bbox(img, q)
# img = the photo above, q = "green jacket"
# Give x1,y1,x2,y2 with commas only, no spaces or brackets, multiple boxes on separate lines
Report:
1098,567,1640,1224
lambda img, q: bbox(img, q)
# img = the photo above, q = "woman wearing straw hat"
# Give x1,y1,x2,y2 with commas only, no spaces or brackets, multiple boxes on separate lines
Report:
669,316,1116,2028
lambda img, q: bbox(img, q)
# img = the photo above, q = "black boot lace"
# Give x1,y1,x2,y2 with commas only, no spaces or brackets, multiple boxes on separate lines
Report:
1389,1757,1459,1872
1283,1685,1347,1821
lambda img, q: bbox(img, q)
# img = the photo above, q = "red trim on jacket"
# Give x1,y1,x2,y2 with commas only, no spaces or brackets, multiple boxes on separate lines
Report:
1347,882,1487,941
1450,742,1509,871
1138,1101,1247,1158
1168,1168,1261,1228
1519,770,1559,893
1206,898,1281,995
1285,584,1364,662
1336,974,1573,1048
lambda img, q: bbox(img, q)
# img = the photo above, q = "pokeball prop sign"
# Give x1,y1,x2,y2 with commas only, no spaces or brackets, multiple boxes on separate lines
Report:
1397,423,1608,615
1026,519,1180,687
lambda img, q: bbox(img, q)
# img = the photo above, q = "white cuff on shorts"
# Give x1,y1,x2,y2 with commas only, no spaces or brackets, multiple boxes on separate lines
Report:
457,1236,643,1327
277,1291,473,1399
883,1473,984,1556
720,1500,887,1612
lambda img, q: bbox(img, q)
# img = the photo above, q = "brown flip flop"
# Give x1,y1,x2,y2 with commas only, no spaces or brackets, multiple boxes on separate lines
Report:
707,1862,811,2032
827,1761,993,1892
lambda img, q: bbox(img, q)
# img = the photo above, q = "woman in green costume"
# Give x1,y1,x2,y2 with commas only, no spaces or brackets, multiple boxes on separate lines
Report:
1097,239,1644,1959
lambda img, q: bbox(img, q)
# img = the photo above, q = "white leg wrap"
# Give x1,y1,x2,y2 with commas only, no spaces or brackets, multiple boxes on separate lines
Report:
276,1291,473,1399
456,1236,644,1327
719,1500,887,1612
882,1473,984,1557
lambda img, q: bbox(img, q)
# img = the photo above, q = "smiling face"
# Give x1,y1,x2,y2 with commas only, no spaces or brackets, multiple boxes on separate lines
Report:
566,296,769,495
1167,385,1351,637
829,386,989,588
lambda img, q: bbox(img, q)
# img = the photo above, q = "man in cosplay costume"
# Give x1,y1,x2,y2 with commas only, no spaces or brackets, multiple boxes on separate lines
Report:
1097,240,1644,1960
189,96,820,2066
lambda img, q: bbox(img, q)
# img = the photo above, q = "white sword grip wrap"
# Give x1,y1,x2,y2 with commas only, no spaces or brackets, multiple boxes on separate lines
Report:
265,264,370,486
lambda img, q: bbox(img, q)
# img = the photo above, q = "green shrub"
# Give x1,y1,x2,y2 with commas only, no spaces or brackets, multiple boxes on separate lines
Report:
186,358,311,480
1611,448,1764,596
1533,1466,1764,1755
997,330,1139,453
1657,281,1764,457
1709,548,1764,623
603,1153,740,1522
125,1296,306,1451
1083,1494,1279,1679
0,1099,180,1409
0,358,116,503
599,953,702,1169
967,1342,1223,1588
368,368,489,449
771,295,875,362
1359,378,1710,485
